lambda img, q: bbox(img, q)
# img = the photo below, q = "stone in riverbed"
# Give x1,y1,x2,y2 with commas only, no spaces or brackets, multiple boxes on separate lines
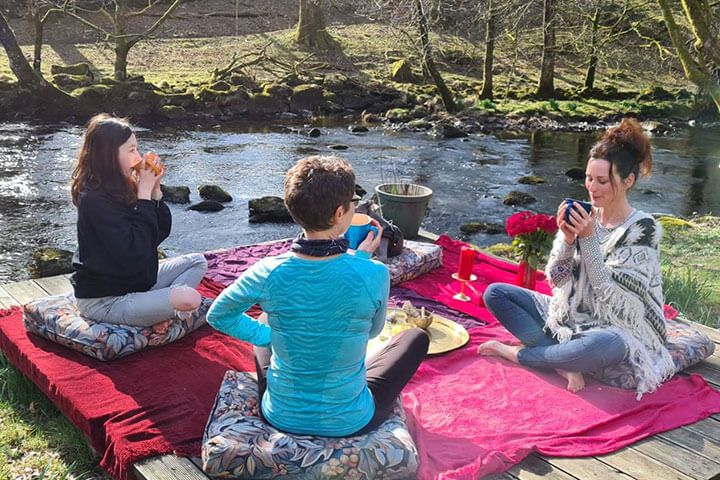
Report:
308,127,322,137
503,191,537,206
565,167,585,180
460,222,505,235
518,175,545,185
198,185,232,203
189,200,225,212
349,125,368,133
160,185,190,204
329,144,349,150
31,248,74,278
248,196,293,223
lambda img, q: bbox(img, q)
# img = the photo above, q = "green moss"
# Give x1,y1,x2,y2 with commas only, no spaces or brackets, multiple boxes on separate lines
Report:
658,215,694,232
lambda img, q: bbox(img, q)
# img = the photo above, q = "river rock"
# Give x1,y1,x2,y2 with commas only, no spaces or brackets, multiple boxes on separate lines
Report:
390,59,414,83
160,185,191,204
290,84,326,112
249,196,293,223
349,125,368,133
53,73,93,90
503,191,537,206
31,247,74,278
51,63,92,77
565,167,586,180
385,108,411,123
460,222,504,235
329,144,349,150
263,83,293,100
434,123,468,139
247,93,288,115
198,185,233,203
355,184,367,197
160,105,186,120
210,81,232,92
641,121,671,134
361,110,383,123
308,127,322,137
407,118,433,130
189,200,225,212
518,175,545,185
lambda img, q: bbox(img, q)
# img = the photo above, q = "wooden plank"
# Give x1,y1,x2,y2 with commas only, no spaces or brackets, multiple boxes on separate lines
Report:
133,455,209,480
676,318,720,345
33,275,72,296
2,279,47,305
656,426,720,466
417,228,440,243
682,417,720,444
0,284,18,308
631,435,720,480
510,454,579,480
594,446,693,480
544,457,635,480
686,364,720,388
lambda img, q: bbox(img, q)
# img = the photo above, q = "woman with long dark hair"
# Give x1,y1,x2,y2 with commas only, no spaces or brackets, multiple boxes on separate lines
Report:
70,114,207,326
478,118,673,398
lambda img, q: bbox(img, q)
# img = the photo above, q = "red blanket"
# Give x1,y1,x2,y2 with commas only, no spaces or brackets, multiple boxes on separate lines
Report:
1,237,719,480
399,236,720,479
0,279,254,480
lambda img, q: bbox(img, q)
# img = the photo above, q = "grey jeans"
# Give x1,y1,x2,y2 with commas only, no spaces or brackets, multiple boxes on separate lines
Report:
76,253,208,327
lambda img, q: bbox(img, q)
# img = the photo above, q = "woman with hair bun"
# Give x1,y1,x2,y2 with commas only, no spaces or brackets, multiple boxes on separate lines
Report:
478,118,673,398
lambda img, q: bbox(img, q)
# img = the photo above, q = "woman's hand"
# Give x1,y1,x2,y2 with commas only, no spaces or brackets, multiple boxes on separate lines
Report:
150,154,165,201
357,219,383,255
557,201,577,245
136,155,162,200
564,201,595,239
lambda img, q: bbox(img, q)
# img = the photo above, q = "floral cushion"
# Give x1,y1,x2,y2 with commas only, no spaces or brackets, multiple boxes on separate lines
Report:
201,371,420,479
23,293,211,361
387,240,442,286
591,313,716,389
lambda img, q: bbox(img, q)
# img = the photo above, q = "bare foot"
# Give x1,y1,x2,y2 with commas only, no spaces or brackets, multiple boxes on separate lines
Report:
477,340,521,364
556,369,585,393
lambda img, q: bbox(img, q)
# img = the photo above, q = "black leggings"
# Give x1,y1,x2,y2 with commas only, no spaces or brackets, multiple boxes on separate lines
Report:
254,328,430,436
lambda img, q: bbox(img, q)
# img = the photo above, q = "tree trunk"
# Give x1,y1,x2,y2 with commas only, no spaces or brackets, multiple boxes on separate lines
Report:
1,10,49,89
681,0,720,67
414,0,456,113
0,10,75,109
536,0,556,98
657,0,720,112
115,39,131,80
583,5,600,90
32,11,44,72
479,0,496,100
295,0,334,50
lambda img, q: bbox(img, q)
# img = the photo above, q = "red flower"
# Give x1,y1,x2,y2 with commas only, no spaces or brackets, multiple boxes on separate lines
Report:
505,211,558,266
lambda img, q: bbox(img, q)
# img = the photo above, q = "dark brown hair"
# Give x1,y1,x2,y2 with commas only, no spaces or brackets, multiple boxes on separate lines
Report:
71,114,136,206
284,155,356,231
588,117,652,190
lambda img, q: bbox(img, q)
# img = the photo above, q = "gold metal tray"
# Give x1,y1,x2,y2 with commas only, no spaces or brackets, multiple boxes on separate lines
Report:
368,308,470,356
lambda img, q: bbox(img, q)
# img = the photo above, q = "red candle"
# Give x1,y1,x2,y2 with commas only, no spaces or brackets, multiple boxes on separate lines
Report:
457,247,475,280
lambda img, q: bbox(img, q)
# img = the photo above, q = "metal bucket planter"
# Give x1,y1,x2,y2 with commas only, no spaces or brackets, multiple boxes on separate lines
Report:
375,183,433,239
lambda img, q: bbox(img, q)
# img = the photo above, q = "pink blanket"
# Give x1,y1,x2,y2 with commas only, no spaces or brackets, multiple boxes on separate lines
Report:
397,236,720,479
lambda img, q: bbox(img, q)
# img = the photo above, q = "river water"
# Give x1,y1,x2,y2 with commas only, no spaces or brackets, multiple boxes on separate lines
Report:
1,121,718,283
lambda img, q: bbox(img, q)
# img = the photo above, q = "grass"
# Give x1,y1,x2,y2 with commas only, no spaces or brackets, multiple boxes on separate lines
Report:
0,353,108,479
0,23,698,122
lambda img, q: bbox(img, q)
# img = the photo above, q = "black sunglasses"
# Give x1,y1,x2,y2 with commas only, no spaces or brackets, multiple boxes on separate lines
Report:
351,194,361,206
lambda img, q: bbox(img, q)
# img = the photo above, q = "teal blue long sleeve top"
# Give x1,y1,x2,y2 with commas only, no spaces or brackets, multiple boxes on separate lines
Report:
206,250,390,436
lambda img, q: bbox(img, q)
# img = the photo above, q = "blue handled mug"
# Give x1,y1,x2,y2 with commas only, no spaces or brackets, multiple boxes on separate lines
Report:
346,213,380,250
564,198,592,226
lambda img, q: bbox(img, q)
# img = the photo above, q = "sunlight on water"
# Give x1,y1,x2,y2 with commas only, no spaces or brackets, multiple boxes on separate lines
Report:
0,122,719,283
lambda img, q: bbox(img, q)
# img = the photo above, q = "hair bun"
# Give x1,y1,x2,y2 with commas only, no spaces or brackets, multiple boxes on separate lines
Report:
601,118,652,176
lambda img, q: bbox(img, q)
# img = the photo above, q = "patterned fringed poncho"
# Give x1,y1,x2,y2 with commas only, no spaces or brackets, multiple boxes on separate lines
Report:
533,210,674,399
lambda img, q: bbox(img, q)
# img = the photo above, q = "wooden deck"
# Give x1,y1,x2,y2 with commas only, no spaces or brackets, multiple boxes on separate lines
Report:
2,274,720,480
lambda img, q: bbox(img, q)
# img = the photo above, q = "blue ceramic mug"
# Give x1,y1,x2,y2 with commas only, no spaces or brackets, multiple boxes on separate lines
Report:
346,213,379,250
564,198,592,226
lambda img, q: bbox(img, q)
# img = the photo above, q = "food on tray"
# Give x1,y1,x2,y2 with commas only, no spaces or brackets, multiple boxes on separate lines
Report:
401,301,433,329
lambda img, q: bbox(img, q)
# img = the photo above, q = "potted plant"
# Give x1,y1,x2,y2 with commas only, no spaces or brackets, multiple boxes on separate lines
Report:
374,182,433,239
